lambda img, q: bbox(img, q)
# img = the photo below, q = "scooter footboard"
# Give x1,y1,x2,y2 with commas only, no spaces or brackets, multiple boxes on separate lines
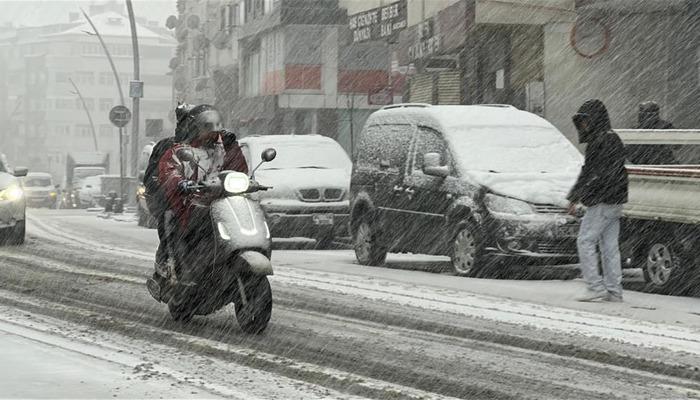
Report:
239,251,273,276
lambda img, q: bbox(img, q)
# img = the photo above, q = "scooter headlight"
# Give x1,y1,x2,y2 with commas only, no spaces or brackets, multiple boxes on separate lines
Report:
0,185,23,201
223,172,250,194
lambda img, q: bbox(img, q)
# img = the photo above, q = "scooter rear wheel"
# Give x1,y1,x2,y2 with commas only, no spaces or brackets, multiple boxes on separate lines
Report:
235,276,272,334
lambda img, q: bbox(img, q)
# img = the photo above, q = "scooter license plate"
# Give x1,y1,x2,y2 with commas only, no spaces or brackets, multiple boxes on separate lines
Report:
558,224,579,237
313,214,334,225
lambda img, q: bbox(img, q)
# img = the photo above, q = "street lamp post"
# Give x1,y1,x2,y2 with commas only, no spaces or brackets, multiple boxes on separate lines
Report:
126,0,142,178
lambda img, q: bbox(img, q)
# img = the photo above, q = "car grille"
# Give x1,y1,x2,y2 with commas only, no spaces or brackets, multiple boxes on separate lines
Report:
537,240,576,255
299,189,321,201
298,188,345,202
534,204,567,214
323,188,343,201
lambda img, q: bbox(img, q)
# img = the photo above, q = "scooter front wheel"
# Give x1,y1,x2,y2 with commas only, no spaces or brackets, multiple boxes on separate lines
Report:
235,276,272,334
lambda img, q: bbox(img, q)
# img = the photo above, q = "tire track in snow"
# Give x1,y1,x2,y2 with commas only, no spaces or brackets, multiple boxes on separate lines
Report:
25,214,700,357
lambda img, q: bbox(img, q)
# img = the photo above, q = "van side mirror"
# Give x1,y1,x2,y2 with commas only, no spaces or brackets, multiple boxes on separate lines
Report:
422,153,449,178
13,167,28,177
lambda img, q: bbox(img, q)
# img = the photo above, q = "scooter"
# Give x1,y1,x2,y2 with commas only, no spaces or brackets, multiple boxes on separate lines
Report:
147,146,277,334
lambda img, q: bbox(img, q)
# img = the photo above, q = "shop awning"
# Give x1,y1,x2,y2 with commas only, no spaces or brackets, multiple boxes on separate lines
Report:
475,0,575,25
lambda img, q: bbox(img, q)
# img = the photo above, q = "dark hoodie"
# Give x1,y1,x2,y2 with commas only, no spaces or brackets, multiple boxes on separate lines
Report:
567,99,629,206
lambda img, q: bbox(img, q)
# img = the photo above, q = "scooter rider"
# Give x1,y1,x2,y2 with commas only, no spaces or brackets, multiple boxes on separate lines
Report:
159,104,248,231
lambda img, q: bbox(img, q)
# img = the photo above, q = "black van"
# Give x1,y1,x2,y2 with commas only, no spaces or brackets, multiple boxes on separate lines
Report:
349,104,584,276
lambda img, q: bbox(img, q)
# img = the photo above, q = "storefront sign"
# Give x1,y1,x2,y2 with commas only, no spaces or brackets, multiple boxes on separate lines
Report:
349,0,407,43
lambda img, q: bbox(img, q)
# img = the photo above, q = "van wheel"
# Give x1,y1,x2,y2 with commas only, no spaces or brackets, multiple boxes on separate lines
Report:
451,220,487,277
353,216,387,266
642,238,691,295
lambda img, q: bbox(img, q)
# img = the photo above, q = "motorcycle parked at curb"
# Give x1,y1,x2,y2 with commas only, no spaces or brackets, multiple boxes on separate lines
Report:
147,147,277,334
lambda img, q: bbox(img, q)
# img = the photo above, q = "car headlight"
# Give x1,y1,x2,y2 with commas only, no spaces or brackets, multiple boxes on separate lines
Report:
484,194,534,216
136,186,146,196
223,172,250,194
50,191,57,197
0,185,23,201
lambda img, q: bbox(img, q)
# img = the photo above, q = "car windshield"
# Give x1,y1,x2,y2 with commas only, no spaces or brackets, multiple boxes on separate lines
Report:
447,125,583,174
24,177,52,187
254,142,351,171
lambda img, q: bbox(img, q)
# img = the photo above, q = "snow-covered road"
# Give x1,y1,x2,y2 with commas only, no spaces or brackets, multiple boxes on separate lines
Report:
0,209,698,399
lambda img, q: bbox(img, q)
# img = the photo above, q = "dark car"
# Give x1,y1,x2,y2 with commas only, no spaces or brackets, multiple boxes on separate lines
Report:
349,104,584,276
239,135,351,248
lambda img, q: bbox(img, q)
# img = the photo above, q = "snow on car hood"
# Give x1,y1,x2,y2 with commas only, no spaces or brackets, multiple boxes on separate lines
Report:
469,171,578,207
253,167,351,200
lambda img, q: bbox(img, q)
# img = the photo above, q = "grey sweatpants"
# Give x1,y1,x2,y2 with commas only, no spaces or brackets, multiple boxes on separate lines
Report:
577,204,624,296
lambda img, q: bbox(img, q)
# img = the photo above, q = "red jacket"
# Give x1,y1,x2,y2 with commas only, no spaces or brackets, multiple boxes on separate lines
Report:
159,134,248,227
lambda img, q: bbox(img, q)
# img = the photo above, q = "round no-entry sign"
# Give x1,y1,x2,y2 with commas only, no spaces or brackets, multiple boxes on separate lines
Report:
109,105,132,128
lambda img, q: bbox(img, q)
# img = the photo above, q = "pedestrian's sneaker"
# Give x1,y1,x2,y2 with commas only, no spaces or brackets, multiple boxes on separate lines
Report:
605,293,623,302
575,289,607,302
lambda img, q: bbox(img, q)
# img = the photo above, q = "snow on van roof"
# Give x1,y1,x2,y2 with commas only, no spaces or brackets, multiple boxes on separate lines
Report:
370,104,551,129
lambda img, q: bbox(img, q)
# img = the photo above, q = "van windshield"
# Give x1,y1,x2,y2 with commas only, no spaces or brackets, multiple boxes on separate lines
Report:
448,125,583,174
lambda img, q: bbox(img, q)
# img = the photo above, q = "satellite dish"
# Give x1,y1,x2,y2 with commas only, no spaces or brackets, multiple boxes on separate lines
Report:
186,14,200,30
165,15,178,30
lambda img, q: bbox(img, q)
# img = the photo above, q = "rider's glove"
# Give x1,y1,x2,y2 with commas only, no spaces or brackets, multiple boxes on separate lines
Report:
218,129,238,148
177,180,195,194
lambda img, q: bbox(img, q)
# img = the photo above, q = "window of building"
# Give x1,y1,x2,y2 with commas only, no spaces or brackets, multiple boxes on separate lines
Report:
99,98,113,112
55,72,69,83
55,98,73,109
99,72,113,85
99,124,113,137
76,71,95,85
75,98,94,111
232,4,240,27
76,125,92,137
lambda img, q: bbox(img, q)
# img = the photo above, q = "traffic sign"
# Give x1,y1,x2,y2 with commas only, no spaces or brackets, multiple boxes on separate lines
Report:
109,105,131,128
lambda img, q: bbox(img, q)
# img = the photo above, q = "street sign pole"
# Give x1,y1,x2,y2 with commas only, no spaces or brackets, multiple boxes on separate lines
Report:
109,105,132,206
118,127,124,202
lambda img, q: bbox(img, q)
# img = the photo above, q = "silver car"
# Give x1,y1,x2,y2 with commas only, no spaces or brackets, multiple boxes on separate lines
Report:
0,156,28,245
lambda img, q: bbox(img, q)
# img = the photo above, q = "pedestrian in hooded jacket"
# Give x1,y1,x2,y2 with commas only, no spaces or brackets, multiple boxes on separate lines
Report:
567,99,629,302
626,101,676,165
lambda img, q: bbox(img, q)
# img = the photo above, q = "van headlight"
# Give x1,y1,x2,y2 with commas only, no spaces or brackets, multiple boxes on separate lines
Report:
0,185,23,201
484,194,534,216
223,172,250,194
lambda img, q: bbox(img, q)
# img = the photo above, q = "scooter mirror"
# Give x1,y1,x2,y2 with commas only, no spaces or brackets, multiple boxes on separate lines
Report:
261,148,276,162
176,147,196,163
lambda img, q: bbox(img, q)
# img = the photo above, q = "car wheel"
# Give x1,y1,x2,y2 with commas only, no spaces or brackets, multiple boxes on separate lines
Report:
642,238,691,295
353,215,387,266
451,220,489,277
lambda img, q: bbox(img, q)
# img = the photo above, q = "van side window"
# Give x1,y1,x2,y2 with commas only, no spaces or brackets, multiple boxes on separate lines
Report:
357,124,413,169
412,127,447,173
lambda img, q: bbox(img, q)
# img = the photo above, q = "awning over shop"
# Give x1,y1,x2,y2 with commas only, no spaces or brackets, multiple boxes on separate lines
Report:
475,0,575,25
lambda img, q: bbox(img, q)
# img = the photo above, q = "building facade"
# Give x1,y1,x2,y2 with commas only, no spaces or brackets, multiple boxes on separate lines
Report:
0,7,175,183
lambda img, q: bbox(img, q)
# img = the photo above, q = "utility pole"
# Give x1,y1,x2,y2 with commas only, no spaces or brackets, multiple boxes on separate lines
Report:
126,0,142,178
68,78,99,151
